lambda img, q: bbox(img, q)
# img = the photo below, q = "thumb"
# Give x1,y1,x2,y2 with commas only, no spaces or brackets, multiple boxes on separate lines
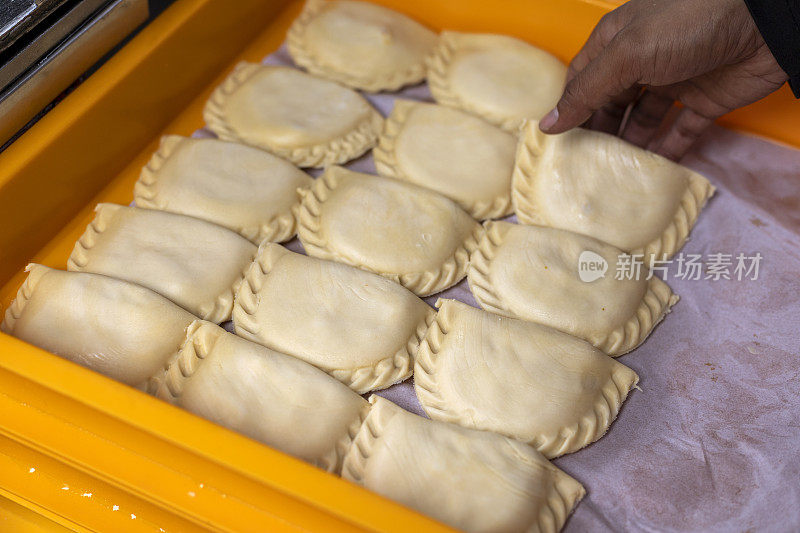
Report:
540,40,639,134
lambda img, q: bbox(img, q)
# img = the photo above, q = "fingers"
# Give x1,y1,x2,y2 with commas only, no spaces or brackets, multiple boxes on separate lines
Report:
566,6,633,83
587,85,641,135
540,38,640,134
648,107,713,161
541,6,636,134
620,90,674,146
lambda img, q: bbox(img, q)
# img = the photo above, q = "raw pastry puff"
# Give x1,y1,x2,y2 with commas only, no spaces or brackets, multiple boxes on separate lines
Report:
342,396,585,533
512,121,716,263
135,135,313,244
296,166,483,296
68,204,256,323
415,299,639,458
233,243,436,394
148,320,368,473
427,31,567,132
1,265,195,387
469,222,679,356
287,0,438,92
203,62,384,168
374,100,516,220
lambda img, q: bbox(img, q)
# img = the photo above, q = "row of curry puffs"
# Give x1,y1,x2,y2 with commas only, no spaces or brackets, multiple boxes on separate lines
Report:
2,265,585,532
3,256,637,461
286,0,567,126
69,153,682,360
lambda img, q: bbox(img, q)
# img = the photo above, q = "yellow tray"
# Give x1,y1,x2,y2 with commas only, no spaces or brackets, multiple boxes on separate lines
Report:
0,0,796,530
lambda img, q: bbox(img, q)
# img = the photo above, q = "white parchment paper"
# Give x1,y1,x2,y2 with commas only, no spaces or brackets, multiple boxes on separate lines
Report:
200,45,800,532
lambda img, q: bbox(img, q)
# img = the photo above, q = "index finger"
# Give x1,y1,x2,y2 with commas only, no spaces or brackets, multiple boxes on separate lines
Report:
540,35,641,133
566,6,632,84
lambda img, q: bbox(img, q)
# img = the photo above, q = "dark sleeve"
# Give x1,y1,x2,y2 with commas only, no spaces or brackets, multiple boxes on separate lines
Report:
743,0,800,97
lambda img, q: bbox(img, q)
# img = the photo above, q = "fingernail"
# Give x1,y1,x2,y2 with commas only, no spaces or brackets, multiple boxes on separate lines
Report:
539,108,559,131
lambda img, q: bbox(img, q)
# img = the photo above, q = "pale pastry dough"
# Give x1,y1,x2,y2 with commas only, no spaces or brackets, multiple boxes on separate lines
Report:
427,31,567,132
233,243,436,393
468,222,679,356
68,204,256,323
204,63,383,168
512,121,716,261
296,166,483,296
374,100,516,219
148,320,368,473
415,299,639,458
342,396,585,533
287,0,437,92
1,265,195,386
134,136,313,244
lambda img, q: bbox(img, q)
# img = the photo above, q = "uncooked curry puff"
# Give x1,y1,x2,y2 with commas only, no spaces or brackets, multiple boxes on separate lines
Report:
342,396,585,533
374,100,516,219
149,320,368,473
1,265,196,386
204,63,383,167
232,243,436,393
513,121,716,261
287,0,438,92
427,31,567,131
296,166,483,296
415,299,639,458
68,204,256,323
468,222,679,356
134,136,312,244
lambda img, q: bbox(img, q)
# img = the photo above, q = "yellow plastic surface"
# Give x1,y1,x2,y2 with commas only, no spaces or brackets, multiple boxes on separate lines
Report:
0,495,75,532
0,0,796,531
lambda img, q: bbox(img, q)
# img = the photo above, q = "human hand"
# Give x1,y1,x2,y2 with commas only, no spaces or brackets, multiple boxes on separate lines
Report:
538,0,788,160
